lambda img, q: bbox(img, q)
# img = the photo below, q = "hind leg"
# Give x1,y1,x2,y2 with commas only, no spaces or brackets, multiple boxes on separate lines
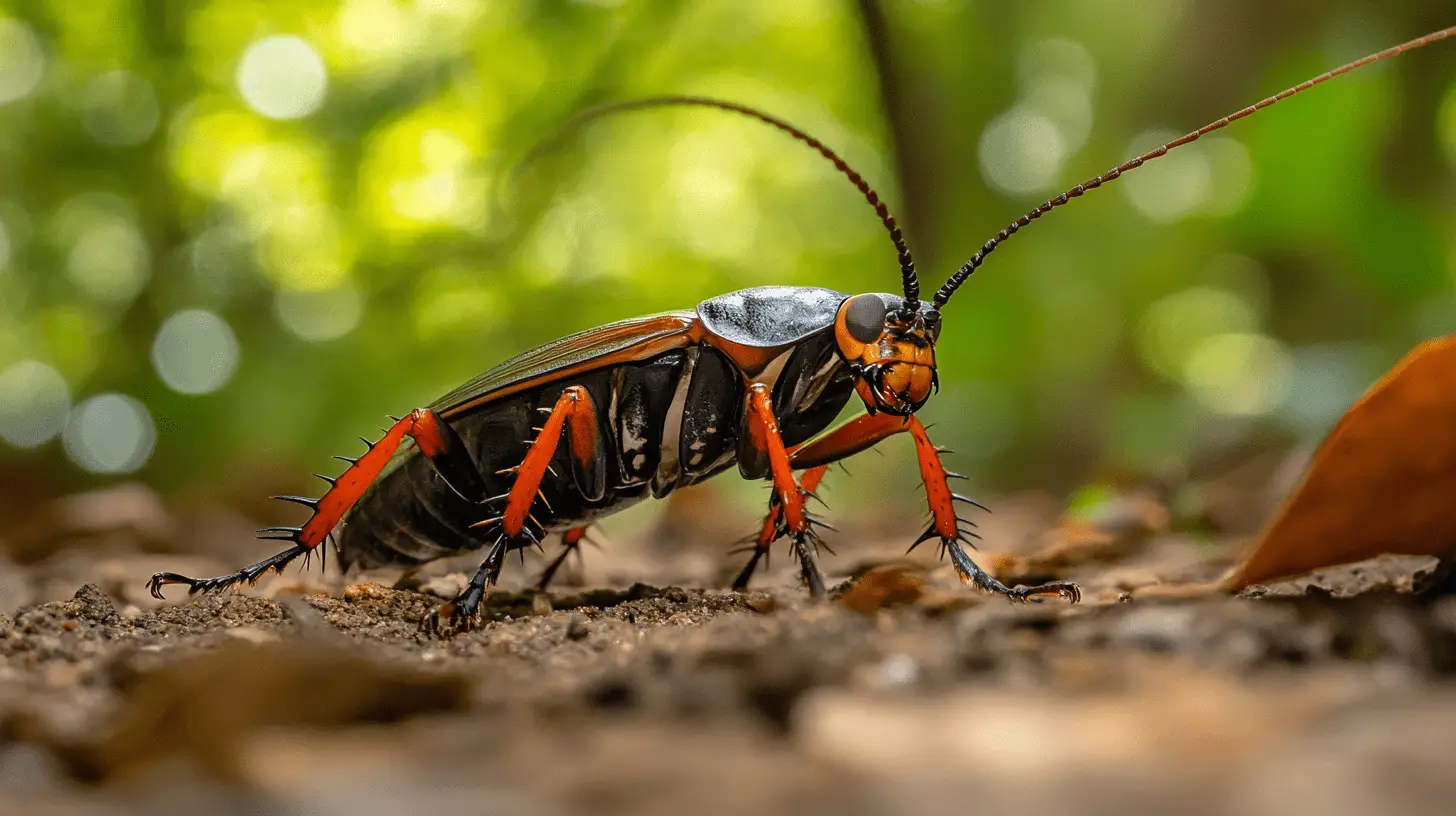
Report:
148,408,490,600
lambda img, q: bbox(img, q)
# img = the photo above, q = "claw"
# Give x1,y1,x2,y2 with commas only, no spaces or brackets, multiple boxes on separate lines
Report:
419,590,487,638
1009,580,1081,604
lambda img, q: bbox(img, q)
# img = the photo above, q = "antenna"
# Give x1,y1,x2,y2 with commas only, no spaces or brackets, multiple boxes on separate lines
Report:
526,96,921,311
933,25,1456,309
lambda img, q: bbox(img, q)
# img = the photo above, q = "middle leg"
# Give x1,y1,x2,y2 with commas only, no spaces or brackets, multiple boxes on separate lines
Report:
740,384,830,597
426,385,605,634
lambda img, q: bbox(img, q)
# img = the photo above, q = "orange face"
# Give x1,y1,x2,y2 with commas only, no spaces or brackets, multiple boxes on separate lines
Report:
833,294,941,416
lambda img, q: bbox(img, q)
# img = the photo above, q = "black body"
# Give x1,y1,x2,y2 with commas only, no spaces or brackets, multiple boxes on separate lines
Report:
338,286,869,570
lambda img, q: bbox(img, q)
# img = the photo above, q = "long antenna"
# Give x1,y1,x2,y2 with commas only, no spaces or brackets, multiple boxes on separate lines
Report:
524,96,921,311
933,25,1456,309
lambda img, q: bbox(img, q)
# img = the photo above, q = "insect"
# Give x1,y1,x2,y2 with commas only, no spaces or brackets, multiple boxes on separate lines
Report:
149,26,1454,634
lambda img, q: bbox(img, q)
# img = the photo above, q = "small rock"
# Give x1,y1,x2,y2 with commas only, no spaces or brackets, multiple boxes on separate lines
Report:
744,595,777,614
565,616,590,641
66,584,118,624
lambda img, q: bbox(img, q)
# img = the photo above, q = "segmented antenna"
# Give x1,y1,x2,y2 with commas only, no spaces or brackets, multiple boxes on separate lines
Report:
933,25,1456,309
535,96,921,311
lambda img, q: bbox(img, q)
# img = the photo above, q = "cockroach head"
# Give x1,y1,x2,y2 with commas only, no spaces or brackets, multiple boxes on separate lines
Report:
834,293,941,416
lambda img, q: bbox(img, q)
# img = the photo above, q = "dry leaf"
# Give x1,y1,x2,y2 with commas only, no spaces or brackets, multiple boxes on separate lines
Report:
1221,335,1456,590
839,562,927,615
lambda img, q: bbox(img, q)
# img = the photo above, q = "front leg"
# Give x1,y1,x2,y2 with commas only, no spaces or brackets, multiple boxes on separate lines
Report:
756,411,1079,603
905,418,1080,603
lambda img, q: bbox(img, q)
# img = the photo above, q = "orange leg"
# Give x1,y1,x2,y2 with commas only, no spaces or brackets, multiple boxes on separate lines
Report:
480,386,600,540
742,384,831,597
731,464,828,591
734,411,1080,603
423,386,602,634
147,408,487,600
903,418,1077,602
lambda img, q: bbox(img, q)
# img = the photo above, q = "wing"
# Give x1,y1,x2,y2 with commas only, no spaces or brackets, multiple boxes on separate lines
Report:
434,311,700,418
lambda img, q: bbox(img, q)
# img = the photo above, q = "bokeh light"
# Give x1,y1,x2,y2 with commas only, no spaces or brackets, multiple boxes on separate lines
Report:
1137,286,1258,381
1182,332,1293,417
150,309,241,395
55,195,151,306
1017,38,1096,153
236,35,329,120
0,360,70,449
62,393,156,474
358,101,489,235
275,284,365,341
978,106,1065,196
79,71,160,147
1122,129,1211,222
0,18,45,105
1200,137,1255,216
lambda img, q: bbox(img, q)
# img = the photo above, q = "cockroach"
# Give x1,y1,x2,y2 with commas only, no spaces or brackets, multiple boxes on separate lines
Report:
149,26,1454,634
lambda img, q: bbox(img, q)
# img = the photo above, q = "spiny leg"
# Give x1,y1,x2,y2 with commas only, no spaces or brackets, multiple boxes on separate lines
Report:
421,385,602,632
761,411,1080,603
732,465,828,591
731,411,907,592
536,526,591,591
741,383,832,598
904,417,1079,603
790,527,828,598
421,535,509,636
147,408,489,600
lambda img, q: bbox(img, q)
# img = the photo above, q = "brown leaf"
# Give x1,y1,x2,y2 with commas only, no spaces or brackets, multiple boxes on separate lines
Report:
838,562,927,615
1221,335,1456,590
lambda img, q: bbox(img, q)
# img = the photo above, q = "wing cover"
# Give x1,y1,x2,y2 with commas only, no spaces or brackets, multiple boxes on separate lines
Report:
435,311,699,417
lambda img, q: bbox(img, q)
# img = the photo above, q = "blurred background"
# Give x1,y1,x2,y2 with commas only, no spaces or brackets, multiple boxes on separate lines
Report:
0,0,1454,574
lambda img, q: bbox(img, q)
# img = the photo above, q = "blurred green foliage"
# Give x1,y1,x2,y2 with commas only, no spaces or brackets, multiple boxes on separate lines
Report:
0,0,1453,509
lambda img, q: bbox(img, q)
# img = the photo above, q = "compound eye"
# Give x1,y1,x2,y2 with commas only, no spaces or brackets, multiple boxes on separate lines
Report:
842,294,887,344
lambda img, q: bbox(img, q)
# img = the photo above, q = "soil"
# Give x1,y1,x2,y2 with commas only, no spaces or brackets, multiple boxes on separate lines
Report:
2,483,1455,816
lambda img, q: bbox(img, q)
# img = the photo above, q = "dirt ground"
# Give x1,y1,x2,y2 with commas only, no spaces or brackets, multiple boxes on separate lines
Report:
2,481,1455,816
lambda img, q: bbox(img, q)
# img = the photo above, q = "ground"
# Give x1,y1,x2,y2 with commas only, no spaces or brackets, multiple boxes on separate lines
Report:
1,483,1454,815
